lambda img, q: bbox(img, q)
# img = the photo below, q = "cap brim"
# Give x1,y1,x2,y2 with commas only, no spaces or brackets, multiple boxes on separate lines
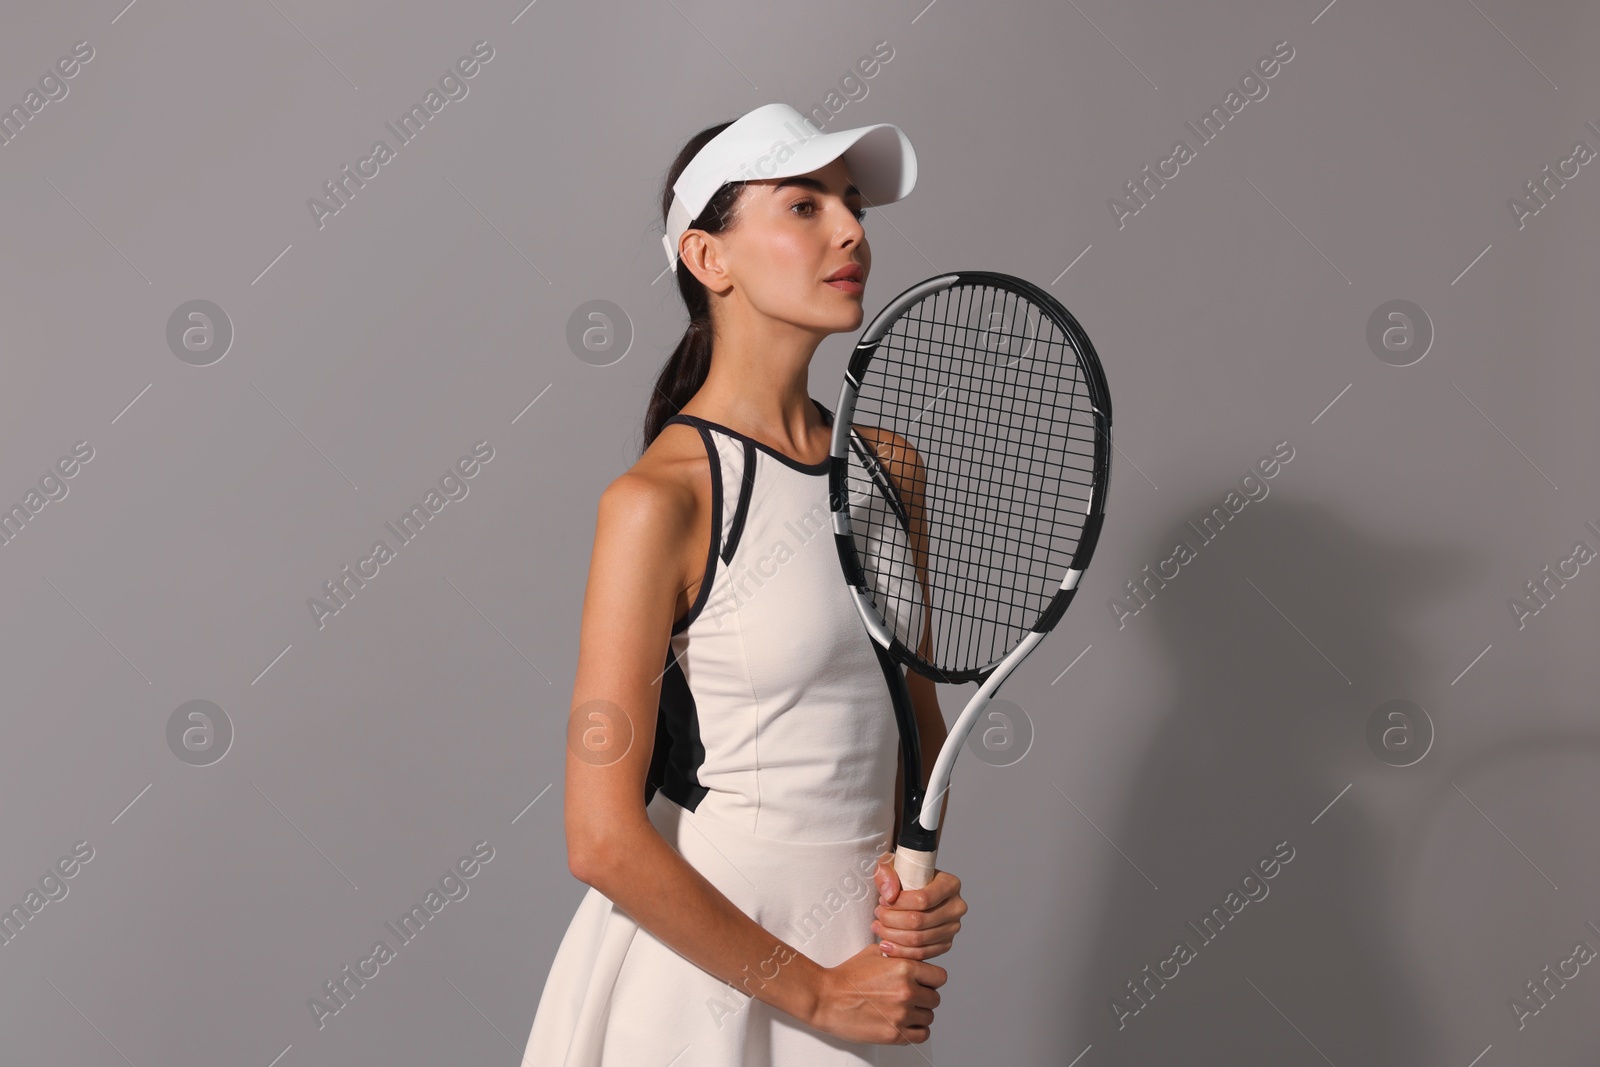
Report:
760,122,917,207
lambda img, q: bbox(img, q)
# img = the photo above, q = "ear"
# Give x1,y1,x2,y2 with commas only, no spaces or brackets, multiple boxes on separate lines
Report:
679,230,734,295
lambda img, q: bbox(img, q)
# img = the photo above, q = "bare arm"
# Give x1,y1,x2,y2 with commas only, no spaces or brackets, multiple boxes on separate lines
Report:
563,472,825,1023
562,469,944,1042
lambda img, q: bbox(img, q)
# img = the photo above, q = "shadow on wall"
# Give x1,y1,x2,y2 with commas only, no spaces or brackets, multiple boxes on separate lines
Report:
1062,492,1477,1064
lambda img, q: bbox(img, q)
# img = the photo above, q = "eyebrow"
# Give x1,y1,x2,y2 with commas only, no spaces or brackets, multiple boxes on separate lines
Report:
773,176,862,199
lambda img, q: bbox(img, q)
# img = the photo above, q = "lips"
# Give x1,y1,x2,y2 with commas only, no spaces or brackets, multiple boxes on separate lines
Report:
824,263,865,294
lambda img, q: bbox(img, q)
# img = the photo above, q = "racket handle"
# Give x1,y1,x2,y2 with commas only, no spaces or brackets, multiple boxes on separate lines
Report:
892,844,938,891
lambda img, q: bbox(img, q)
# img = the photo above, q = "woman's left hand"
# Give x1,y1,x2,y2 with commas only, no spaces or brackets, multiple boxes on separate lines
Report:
870,855,967,961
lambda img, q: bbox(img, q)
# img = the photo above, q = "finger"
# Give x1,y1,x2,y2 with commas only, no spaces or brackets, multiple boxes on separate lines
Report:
875,902,962,931
881,939,950,961
874,855,902,904
892,1023,931,1045
876,908,928,940
876,931,932,958
875,918,962,947
888,886,927,912
896,872,959,911
891,880,956,912
876,908,960,940
877,924,958,958
874,908,959,935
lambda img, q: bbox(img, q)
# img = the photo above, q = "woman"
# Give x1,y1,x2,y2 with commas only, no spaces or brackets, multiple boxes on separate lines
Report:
524,102,967,1065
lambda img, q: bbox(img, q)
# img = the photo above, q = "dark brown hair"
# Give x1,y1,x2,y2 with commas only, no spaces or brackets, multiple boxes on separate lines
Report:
641,121,748,450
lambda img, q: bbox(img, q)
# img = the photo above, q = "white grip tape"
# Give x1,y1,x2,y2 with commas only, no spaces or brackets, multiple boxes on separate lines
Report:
892,844,938,892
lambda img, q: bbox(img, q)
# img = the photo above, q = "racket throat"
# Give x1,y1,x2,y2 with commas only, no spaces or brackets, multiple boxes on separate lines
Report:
897,796,939,853
874,641,940,855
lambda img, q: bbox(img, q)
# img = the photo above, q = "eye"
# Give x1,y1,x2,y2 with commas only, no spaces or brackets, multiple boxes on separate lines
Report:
788,198,868,222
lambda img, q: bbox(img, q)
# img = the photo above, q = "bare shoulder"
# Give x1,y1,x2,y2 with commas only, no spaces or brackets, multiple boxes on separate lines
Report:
590,423,713,611
600,423,710,529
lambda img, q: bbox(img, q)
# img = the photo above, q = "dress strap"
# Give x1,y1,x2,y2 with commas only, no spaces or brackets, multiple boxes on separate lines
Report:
665,421,721,636
721,439,756,564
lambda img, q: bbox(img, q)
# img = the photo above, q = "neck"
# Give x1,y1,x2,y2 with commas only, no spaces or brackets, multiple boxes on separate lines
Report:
687,315,828,446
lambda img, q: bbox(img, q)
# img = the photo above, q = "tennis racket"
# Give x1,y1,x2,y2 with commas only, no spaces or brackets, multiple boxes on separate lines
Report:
829,270,1113,891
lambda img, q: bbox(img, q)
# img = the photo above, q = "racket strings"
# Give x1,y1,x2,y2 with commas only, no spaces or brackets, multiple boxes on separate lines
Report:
846,281,1099,674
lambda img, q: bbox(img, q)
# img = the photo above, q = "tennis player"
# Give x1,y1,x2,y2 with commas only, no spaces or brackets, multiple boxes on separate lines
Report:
523,103,967,1065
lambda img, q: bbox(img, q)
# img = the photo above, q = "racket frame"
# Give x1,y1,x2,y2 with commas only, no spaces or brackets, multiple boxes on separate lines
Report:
828,270,1113,890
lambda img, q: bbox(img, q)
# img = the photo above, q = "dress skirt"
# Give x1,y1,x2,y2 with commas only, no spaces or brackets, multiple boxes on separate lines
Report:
523,791,893,1066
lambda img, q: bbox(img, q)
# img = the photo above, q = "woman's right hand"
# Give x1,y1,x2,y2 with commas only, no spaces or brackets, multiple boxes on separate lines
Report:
806,943,947,1044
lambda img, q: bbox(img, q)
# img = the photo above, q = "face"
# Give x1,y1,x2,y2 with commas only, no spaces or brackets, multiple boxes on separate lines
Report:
682,156,872,336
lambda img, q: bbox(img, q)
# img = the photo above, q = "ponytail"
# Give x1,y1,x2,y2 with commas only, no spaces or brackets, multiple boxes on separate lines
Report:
642,318,713,449
642,120,748,451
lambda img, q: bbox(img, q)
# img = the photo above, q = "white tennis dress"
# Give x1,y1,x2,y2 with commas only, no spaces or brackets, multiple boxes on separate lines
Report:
524,397,902,1066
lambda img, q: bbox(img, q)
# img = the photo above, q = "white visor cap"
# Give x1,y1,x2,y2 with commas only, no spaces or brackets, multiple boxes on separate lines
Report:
662,102,917,273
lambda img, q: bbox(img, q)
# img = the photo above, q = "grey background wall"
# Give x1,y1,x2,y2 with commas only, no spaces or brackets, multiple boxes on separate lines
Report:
2,0,1597,1064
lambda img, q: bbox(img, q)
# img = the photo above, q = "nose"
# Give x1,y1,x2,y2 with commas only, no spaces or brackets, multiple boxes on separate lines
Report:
837,206,865,246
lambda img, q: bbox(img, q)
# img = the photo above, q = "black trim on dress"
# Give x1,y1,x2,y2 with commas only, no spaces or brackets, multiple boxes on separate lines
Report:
659,419,723,635
721,440,756,565
668,396,835,475
644,644,710,811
